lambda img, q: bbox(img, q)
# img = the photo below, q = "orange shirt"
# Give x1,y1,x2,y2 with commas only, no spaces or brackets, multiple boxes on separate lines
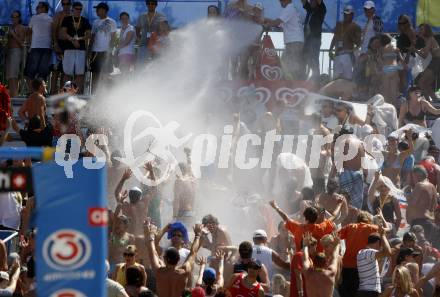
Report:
338,223,378,268
285,219,335,252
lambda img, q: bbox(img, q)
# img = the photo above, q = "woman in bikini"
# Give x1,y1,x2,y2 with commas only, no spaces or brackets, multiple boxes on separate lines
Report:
381,130,414,187
368,171,403,234
398,86,440,128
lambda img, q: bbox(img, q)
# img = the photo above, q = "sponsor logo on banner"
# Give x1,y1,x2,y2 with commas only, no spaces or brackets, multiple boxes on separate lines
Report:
88,208,108,226
50,288,87,297
43,229,92,271
0,167,33,192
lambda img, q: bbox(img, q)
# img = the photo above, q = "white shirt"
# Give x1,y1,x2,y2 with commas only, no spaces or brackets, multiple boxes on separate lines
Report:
253,244,274,278
361,19,375,54
118,24,136,56
178,247,190,266
106,278,128,297
92,17,117,52
279,3,304,44
357,248,381,293
0,192,22,230
29,13,53,49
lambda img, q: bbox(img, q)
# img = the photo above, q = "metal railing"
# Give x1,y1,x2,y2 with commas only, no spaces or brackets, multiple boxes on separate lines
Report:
275,48,334,78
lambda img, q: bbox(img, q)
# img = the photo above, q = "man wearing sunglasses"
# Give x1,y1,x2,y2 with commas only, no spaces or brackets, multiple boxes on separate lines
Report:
360,1,383,54
136,0,165,65
113,245,147,287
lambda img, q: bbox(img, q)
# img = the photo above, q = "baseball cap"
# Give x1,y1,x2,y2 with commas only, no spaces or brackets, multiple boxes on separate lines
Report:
363,1,375,9
124,245,137,254
203,267,216,281
253,229,267,239
0,271,9,281
343,5,354,14
94,2,109,11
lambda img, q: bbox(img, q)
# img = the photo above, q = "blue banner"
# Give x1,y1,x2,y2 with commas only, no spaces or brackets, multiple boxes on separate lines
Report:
33,160,107,297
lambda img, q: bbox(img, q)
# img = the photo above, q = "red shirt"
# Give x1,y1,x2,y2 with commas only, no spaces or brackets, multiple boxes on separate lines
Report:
229,273,261,297
285,219,335,252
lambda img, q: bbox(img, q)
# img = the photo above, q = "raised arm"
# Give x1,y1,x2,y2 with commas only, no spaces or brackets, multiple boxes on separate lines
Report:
215,249,225,288
368,171,381,207
422,99,440,116
269,200,290,222
376,224,392,259
154,223,170,255
114,169,132,201
416,262,440,289
328,199,343,222
144,222,164,270
182,224,205,272
195,256,207,286
399,130,414,163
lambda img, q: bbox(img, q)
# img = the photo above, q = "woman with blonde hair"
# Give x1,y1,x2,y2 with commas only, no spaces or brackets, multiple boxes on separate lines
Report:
271,274,290,297
381,266,419,297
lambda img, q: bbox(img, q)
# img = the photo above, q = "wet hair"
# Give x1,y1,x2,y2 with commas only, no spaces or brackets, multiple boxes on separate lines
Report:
146,0,158,5
272,274,288,295
126,266,146,287
120,11,130,19
202,214,219,225
367,233,381,244
303,207,318,224
238,241,253,259
164,247,180,265
31,78,45,91
301,187,315,201
326,179,338,194
320,234,335,248
357,211,373,224
28,116,42,130
213,288,228,297
403,232,417,243
398,141,409,151
314,253,327,268
392,266,413,294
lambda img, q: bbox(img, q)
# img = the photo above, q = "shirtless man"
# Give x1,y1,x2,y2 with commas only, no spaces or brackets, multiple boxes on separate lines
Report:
331,128,366,210
18,78,47,128
114,169,148,236
407,166,438,242
318,179,348,225
302,232,341,297
145,222,203,297
174,148,197,229
201,214,232,255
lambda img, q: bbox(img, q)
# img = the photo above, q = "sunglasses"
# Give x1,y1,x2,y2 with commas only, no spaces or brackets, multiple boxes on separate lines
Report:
62,2,71,6
73,7,82,11
172,233,183,238
335,109,345,112
11,15,19,18
123,253,135,257
399,21,409,25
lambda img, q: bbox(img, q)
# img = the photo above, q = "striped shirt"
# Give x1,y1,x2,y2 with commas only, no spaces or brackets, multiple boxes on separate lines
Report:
357,248,381,293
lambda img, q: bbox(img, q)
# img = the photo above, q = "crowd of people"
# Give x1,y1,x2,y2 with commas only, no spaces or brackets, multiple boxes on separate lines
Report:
0,0,440,297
